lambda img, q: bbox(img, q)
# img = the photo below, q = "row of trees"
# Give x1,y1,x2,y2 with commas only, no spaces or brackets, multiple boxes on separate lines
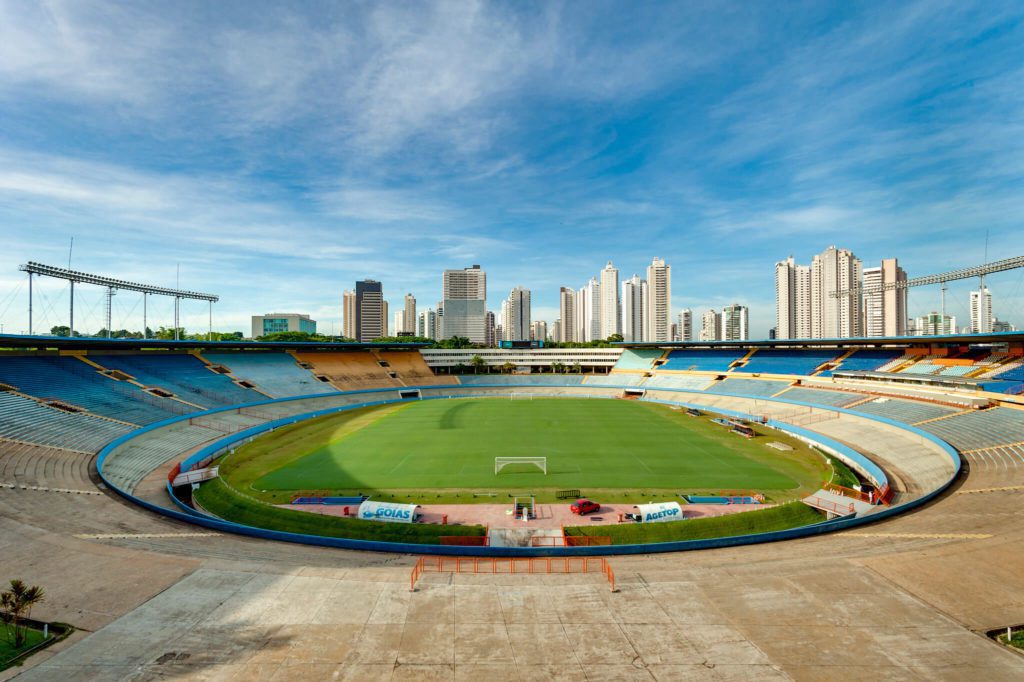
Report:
49,326,244,341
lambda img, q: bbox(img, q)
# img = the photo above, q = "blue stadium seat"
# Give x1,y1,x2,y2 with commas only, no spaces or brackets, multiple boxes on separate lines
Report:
203,353,337,398
91,354,266,408
734,349,841,376
660,349,747,372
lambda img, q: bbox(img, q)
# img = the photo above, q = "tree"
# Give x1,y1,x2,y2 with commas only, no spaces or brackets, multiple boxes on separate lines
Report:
550,361,566,374
606,333,624,343
49,326,70,337
452,363,468,374
572,362,582,374
470,355,486,374
0,579,45,649
155,326,186,340
501,361,516,374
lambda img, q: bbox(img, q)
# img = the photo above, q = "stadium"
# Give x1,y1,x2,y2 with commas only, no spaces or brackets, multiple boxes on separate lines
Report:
2,331,1024,677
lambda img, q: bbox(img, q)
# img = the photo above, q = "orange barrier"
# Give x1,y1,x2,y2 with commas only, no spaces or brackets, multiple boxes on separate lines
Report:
530,535,612,547
410,556,616,592
440,536,489,546
823,482,874,504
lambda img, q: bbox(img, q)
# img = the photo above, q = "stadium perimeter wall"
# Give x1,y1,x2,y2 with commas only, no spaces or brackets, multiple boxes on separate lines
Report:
95,383,962,557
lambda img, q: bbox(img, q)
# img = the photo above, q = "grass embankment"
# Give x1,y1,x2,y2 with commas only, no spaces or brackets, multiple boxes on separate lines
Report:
221,399,829,505
0,628,48,671
825,454,861,489
194,478,485,544
998,629,1024,651
565,501,824,545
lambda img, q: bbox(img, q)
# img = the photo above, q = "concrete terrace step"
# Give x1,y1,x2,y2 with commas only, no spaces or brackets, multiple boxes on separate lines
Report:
802,489,876,517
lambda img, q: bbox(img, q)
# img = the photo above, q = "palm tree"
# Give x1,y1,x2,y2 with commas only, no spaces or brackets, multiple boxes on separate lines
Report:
470,355,486,374
1,579,45,649
550,361,565,374
501,361,516,374
572,362,582,374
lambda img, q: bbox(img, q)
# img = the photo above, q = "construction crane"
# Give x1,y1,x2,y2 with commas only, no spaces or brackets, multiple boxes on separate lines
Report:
831,254,1024,317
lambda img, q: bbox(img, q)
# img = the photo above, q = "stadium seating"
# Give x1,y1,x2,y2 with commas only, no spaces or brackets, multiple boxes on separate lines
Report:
203,352,337,398
612,349,664,371
293,352,401,390
375,351,458,386
822,349,904,375
660,349,748,372
643,374,713,391
993,361,1024,382
733,349,841,376
848,397,959,424
0,391,134,452
0,355,184,425
101,422,222,493
919,407,1024,451
583,373,645,386
773,387,867,408
91,354,265,408
456,374,586,386
705,378,792,397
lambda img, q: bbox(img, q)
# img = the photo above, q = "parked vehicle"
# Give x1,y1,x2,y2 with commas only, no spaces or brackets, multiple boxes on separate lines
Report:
570,499,600,515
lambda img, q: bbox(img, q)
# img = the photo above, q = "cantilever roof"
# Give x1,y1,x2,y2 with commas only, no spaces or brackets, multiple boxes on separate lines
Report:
0,334,429,352
620,331,1024,349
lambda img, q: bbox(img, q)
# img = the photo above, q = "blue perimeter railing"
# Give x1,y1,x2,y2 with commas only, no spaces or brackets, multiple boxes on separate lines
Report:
95,382,962,557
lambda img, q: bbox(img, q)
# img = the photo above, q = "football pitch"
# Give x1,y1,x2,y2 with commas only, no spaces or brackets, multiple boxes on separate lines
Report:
229,398,824,496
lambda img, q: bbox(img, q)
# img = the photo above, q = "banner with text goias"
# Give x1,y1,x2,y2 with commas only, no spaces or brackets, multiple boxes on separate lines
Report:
357,500,419,524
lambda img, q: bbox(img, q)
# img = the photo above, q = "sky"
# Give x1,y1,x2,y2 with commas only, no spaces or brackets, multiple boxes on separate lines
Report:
0,0,1023,338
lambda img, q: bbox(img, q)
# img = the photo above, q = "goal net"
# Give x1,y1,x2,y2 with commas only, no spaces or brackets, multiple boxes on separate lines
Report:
495,456,547,475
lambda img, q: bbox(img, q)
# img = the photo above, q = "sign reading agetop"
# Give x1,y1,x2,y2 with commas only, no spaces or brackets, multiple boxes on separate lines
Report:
357,500,419,524
634,501,683,523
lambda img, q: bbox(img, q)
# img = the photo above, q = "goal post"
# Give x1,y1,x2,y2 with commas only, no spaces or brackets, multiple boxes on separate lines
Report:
495,456,547,475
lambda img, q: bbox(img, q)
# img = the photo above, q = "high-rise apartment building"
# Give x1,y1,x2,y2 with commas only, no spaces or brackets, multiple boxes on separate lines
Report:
645,257,671,342
354,280,384,342
811,245,862,338
722,303,749,341
913,312,956,336
550,320,561,343
342,290,356,339
531,320,547,342
699,310,721,341
484,311,497,346
441,265,487,342
392,311,404,337
501,286,531,342
577,277,601,342
418,309,438,340
863,258,907,337
621,274,647,342
599,261,620,339
678,309,693,342
435,301,444,340
558,288,576,343
402,294,416,334
774,257,812,340
970,287,993,333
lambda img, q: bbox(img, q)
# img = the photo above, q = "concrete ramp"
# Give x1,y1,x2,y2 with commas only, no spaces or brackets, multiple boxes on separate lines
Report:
488,528,561,547
803,489,875,517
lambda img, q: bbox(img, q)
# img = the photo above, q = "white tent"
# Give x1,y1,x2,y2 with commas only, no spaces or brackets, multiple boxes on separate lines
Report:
357,500,419,524
634,501,684,523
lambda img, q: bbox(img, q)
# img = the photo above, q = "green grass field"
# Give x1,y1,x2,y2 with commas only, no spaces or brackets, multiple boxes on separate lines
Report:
221,398,828,504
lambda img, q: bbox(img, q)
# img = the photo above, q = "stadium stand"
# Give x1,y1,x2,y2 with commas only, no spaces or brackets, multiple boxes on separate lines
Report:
773,386,867,408
705,378,792,397
612,349,664,371
733,349,840,376
583,373,645,386
90,353,265,408
0,440,95,489
202,352,337,398
0,355,184,425
993,361,1024,382
660,348,748,372
375,351,458,386
919,407,1024,451
848,397,960,424
642,374,713,391
822,349,904,375
292,351,400,390
0,391,134,452
901,359,943,375
456,374,586,386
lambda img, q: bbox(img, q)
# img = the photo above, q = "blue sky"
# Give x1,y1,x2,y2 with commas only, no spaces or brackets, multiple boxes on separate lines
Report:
0,0,1022,337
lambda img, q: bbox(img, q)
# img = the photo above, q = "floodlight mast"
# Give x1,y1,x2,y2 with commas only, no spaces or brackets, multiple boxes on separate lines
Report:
829,255,1024,318
17,261,218,339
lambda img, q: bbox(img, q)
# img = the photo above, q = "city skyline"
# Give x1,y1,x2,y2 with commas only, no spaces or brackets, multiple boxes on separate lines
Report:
0,2,1023,337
